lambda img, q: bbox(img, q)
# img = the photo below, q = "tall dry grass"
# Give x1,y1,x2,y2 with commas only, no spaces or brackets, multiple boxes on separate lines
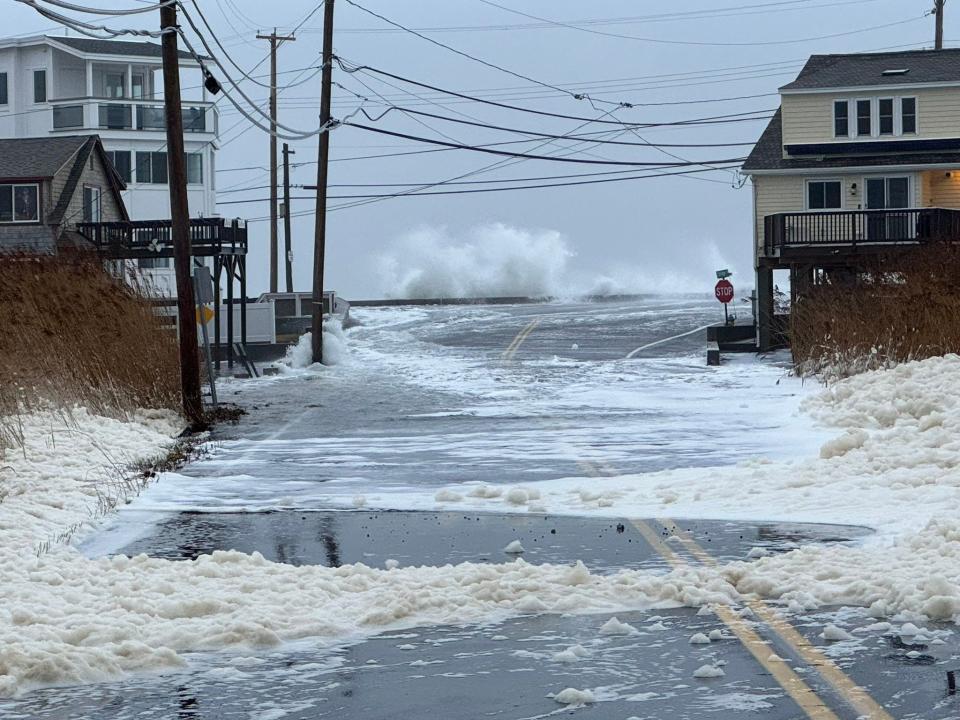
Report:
791,243,960,381
0,253,180,452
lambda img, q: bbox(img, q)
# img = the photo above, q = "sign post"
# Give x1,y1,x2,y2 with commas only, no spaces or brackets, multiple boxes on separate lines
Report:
715,278,734,325
193,266,218,408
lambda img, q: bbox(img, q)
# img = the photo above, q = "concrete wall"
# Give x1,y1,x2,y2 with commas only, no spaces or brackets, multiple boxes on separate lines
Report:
781,86,960,146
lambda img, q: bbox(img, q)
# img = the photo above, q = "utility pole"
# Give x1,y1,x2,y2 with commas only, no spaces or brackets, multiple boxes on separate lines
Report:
935,0,946,50
256,29,295,294
311,0,335,364
160,2,203,427
282,143,294,293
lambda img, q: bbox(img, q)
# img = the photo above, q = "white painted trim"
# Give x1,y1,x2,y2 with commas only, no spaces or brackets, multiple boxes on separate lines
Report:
746,162,960,176
780,80,960,95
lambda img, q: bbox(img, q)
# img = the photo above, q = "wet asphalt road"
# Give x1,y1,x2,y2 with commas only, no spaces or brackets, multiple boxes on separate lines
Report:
4,298,960,719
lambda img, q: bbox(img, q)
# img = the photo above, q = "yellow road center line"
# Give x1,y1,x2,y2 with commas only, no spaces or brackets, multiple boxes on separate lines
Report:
501,318,541,361
632,519,841,720
655,518,895,720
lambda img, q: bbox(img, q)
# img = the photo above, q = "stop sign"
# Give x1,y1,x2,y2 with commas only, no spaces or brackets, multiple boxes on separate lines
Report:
715,279,734,304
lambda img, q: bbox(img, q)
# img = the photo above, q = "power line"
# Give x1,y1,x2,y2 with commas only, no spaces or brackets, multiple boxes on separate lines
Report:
356,105,761,148
335,57,777,125
232,164,743,216
342,121,751,166
473,0,929,47
310,0,888,34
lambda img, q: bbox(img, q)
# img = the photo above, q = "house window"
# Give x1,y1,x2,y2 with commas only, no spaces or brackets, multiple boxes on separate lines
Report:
82,186,102,223
856,99,871,136
104,72,125,99
0,73,7,105
135,151,168,184
807,180,842,210
901,97,917,134
106,150,131,183
0,184,40,223
33,70,46,103
186,153,203,184
878,98,894,135
833,100,848,137
131,73,144,100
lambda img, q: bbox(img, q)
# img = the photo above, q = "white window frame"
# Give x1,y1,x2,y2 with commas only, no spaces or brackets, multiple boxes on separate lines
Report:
0,183,40,223
877,97,895,136
31,68,47,104
833,99,851,138
805,178,844,210
82,185,102,223
851,97,873,138
898,96,918,135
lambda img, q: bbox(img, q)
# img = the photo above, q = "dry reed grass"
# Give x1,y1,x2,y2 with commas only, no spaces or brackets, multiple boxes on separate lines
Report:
791,243,960,381
0,253,180,452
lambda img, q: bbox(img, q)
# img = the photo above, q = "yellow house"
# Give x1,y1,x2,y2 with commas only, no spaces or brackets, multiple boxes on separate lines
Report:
742,49,960,350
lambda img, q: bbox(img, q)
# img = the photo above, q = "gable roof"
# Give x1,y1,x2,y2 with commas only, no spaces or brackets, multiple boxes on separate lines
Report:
0,136,91,180
780,48,960,92
49,36,199,61
0,135,129,224
742,108,960,172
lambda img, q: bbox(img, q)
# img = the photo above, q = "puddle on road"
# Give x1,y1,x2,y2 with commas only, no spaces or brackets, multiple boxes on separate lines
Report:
89,510,872,573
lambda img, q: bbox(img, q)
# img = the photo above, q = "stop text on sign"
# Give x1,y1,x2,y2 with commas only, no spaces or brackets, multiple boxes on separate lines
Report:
715,279,734,304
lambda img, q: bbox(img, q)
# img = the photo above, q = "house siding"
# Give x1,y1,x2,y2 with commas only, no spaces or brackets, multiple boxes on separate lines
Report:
781,86,960,146
53,148,125,235
924,171,960,207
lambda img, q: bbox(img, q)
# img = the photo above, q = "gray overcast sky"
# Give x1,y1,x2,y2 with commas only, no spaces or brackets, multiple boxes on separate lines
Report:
10,0,952,298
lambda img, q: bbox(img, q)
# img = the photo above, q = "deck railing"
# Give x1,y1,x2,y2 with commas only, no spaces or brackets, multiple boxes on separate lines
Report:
763,208,960,256
76,218,247,259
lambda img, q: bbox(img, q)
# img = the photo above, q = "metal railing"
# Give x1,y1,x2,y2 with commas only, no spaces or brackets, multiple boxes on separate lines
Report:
763,207,960,255
76,218,247,259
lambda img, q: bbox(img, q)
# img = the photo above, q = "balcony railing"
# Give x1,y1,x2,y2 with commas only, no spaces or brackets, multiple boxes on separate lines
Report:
76,218,247,259
50,98,217,134
763,208,960,256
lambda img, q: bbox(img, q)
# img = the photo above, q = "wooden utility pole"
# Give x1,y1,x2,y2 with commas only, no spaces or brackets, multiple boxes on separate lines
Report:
257,29,295,294
935,0,946,49
282,143,294,293
311,0,335,364
160,2,203,426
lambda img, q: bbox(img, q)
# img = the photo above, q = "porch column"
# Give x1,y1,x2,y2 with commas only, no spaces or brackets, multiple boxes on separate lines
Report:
85,62,93,128
126,63,133,98
756,265,774,352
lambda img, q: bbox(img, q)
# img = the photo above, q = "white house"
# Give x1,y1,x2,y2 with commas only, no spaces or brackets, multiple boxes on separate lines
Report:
0,34,220,293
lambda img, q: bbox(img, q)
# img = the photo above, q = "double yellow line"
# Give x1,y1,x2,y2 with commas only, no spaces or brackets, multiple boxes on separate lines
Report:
500,318,541,361
496,314,891,718
632,518,894,720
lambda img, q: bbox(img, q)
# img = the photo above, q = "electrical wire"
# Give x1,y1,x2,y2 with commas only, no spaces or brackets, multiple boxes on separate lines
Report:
336,57,777,125
474,0,930,47
355,106,761,148
36,0,173,15
234,164,743,217
15,0,171,38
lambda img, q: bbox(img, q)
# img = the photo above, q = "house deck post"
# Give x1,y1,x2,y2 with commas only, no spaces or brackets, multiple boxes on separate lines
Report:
757,265,774,352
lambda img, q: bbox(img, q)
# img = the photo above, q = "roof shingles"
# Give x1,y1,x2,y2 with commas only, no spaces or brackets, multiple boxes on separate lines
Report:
780,48,960,91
